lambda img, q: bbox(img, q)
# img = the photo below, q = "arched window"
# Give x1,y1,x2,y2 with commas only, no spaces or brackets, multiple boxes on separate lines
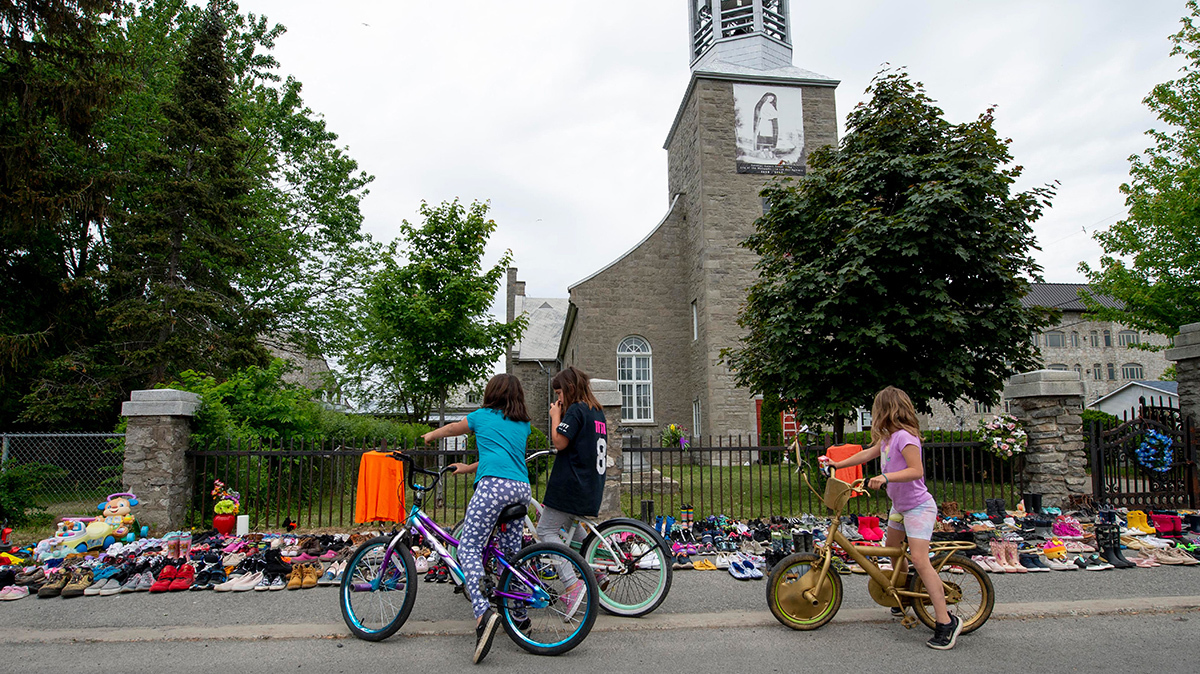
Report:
1121,363,1144,380
1107,363,1116,380
1092,363,1102,381
618,336,653,422
1118,330,1140,347
1073,364,1083,377
1048,363,1069,371
1045,331,1065,348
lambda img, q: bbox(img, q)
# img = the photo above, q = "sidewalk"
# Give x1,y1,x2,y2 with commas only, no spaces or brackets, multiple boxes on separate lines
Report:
2,565,1198,641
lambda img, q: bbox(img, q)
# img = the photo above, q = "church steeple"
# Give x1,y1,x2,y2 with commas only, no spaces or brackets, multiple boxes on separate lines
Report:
690,0,793,72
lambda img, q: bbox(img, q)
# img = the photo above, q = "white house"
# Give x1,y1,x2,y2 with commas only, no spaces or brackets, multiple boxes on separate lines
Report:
1088,380,1179,419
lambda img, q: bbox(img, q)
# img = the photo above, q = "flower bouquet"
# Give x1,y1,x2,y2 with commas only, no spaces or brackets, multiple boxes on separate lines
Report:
660,424,690,450
978,414,1027,459
211,480,240,535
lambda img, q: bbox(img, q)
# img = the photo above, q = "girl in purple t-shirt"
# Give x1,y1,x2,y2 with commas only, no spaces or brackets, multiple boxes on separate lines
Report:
820,386,962,650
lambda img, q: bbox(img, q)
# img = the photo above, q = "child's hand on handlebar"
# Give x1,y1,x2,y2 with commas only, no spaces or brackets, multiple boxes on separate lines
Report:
817,455,834,469
449,463,471,475
866,475,886,490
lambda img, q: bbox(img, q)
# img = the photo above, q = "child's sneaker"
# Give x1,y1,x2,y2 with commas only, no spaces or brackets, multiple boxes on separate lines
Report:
926,614,962,650
559,580,586,622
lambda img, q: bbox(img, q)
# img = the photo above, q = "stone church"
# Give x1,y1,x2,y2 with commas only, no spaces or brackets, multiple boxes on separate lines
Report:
507,0,838,439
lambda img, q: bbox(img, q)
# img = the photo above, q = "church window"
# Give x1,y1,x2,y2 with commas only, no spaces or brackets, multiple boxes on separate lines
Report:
1118,330,1140,347
1107,363,1116,380
1045,331,1065,348
618,336,654,422
1103,330,1112,347
720,0,755,37
1121,363,1144,380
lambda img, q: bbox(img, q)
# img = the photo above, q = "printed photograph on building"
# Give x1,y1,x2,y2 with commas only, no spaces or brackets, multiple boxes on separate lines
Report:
733,83,805,175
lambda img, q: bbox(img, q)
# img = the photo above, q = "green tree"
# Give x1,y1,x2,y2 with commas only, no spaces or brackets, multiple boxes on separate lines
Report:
337,200,526,424
724,70,1057,441
1080,1,1200,338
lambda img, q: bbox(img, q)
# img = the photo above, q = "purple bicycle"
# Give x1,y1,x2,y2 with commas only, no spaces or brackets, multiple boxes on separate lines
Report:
339,451,599,655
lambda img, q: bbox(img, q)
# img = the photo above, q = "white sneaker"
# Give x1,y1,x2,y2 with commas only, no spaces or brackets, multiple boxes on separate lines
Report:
232,571,263,591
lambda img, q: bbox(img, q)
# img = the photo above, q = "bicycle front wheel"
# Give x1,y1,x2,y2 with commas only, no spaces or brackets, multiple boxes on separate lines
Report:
907,554,994,634
497,542,598,655
766,552,842,630
340,535,417,641
582,518,672,617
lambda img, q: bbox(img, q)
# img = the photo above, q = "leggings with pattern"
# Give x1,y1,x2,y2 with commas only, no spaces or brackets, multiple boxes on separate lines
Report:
459,476,531,619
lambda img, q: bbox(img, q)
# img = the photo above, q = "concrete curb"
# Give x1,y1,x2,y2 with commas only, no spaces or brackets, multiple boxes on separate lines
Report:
4,595,1199,644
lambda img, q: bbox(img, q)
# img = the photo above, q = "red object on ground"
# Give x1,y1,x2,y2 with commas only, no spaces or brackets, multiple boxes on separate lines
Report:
212,514,236,536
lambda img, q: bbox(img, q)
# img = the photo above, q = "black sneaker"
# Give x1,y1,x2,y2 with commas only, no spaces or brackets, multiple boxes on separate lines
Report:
473,609,500,664
926,614,963,650
890,606,904,618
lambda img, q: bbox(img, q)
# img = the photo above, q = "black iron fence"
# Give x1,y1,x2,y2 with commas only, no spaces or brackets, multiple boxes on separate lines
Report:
622,433,1023,520
1090,397,1198,509
186,432,1025,530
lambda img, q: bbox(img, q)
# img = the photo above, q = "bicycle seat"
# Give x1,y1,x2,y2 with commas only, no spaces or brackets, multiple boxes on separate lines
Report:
497,503,528,525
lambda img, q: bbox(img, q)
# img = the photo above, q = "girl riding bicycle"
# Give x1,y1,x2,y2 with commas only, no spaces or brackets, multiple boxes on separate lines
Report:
424,373,531,664
820,386,963,650
537,367,608,618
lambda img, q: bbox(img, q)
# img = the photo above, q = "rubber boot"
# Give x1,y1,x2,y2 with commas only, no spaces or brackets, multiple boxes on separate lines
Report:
1029,493,1043,515
1098,525,1134,569
1185,514,1200,535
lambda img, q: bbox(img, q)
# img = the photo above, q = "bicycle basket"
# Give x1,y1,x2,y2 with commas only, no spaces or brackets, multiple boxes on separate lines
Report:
822,477,854,511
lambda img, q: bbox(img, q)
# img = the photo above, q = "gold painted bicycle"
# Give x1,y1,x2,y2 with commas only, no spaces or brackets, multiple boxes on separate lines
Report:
765,460,994,632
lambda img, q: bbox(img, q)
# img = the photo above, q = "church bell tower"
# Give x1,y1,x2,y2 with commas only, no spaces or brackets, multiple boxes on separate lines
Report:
690,0,793,72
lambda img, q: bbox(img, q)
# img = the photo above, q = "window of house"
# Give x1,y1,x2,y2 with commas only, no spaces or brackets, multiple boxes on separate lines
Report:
1103,330,1112,347
692,300,698,341
1121,363,1144,380
692,399,702,438
1118,330,1140,347
860,409,872,429
1107,363,1116,380
618,336,653,422
1092,363,1102,381
1045,331,1066,348
1073,364,1083,377
466,391,480,404
1070,332,1080,347
1048,363,1069,371
974,401,992,414
1090,331,1099,347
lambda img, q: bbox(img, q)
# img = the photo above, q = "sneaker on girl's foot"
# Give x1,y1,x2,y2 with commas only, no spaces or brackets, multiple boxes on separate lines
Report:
926,614,962,650
560,580,586,622
473,609,500,664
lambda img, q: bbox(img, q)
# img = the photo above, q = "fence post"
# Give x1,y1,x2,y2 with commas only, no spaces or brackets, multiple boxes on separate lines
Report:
121,389,200,532
1002,370,1088,509
592,378,625,519
1166,322,1200,424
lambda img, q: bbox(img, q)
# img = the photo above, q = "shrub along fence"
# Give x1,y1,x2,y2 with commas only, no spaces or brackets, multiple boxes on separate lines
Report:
186,431,1024,529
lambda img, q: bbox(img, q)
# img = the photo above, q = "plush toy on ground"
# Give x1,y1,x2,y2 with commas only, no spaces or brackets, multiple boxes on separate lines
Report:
34,492,147,560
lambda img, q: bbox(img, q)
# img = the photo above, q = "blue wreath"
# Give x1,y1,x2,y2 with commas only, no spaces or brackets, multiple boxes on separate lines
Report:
1135,429,1174,473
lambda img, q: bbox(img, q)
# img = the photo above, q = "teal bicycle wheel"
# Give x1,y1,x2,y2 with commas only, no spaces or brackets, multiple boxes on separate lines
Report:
497,542,598,655
340,535,417,641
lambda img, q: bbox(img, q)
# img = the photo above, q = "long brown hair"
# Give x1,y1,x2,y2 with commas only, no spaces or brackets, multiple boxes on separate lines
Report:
481,373,530,422
870,386,920,446
551,366,601,411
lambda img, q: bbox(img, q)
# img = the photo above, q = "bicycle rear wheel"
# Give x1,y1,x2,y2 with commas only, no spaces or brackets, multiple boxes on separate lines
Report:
765,552,842,630
582,518,672,617
907,554,994,634
497,542,598,655
340,535,417,641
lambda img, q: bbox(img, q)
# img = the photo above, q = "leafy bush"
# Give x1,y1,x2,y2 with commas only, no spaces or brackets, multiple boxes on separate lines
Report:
0,462,66,527
759,395,785,464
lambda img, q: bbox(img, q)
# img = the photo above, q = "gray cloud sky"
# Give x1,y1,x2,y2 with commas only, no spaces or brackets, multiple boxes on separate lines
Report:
236,0,1186,310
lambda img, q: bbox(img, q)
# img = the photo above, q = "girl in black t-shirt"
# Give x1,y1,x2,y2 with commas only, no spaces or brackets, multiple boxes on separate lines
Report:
538,367,608,618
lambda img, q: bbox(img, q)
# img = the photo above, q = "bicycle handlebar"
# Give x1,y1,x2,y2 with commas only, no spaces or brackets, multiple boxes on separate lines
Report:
526,449,558,463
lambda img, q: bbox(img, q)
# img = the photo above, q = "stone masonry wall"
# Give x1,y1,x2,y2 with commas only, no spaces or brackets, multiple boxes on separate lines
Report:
513,360,554,439
1179,358,1199,424
123,415,193,532
1008,395,1089,508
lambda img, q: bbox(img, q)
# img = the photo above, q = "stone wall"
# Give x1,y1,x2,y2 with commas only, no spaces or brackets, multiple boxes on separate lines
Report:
1166,321,1200,423
513,360,554,438
1003,371,1089,508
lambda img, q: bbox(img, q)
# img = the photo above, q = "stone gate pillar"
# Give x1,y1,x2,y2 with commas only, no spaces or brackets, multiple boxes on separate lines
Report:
1002,370,1088,509
1165,322,1200,423
121,389,200,532
593,379,625,520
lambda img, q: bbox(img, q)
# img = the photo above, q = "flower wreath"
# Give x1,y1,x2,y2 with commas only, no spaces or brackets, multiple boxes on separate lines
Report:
978,414,1027,458
211,479,241,515
1135,429,1174,473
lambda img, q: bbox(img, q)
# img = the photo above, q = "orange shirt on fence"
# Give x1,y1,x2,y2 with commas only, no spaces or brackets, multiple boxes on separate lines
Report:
355,451,405,523
826,444,864,486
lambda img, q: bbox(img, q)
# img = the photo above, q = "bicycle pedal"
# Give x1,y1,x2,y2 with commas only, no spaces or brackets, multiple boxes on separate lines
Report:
900,615,918,629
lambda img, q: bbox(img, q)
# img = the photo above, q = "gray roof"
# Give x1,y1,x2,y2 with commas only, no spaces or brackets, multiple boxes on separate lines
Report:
1135,380,1178,395
694,63,837,85
1021,283,1123,312
513,296,569,361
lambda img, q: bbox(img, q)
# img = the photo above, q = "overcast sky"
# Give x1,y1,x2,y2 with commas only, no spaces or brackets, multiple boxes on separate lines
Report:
235,0,1187,312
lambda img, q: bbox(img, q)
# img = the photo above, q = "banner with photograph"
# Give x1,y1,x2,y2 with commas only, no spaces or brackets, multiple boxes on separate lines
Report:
733,83,805,175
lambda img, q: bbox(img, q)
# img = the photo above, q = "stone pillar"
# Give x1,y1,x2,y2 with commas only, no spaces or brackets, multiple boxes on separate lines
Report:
1002,370,1088,509
121,389,201,533
593,379,625,520
1165,322,1200,423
